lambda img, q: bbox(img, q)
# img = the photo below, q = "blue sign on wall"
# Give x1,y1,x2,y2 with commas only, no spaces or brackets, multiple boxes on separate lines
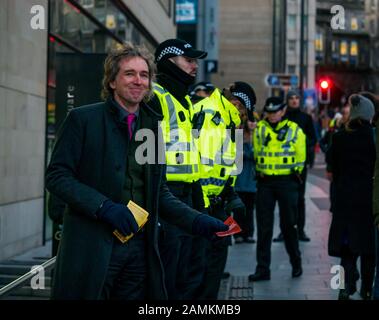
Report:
266,74,280,86
290,75,299,87
176,0,197,24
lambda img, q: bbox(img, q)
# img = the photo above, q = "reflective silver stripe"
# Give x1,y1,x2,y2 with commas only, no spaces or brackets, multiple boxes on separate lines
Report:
166,165,193,174
292,127,299,143
164,94,182,143
199,178,227,187
285,128,293,143
274,151,296,157
257,164,273,170
153,84,166,94
166,95,177,127
201,157,214,166
165,142,191,151
215,131,232,166
201,156,233,167
219,158,235,167
261,125,266,142
275,164,297,169
258,151,291,157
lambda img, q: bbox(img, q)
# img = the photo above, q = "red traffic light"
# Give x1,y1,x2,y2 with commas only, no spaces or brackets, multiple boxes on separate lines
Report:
320,80,330,90
318,79,331,104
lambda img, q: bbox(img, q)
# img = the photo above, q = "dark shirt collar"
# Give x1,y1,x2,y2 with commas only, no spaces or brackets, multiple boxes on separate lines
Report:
268,121,279,129
111,97,140,122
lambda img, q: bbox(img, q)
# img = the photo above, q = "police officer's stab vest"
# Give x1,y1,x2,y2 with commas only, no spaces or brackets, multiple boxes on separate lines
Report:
153,83,200,183
253,119,306,176
193,89,241,207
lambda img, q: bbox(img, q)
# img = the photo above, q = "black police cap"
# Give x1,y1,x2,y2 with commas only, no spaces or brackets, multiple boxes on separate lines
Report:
192,81,215,93
155,39,207,63
264,97,286,113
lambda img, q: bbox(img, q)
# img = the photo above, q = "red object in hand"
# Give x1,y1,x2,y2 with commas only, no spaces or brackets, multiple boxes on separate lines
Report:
216,216,242,237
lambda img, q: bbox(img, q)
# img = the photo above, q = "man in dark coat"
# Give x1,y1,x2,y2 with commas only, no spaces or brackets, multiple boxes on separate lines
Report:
273,90,317,242
45,42,227,300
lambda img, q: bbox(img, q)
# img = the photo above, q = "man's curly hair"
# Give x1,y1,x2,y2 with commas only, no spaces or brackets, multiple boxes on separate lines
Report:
101,42,156,103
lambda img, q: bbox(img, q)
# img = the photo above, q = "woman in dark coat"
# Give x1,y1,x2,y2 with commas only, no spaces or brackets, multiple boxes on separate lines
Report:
327,94,376,300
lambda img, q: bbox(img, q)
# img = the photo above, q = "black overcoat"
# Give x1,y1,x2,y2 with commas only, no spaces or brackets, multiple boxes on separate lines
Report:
327,123,376,257
46,99,199,299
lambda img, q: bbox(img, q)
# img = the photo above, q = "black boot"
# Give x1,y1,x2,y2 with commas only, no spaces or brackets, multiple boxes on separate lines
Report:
298,230,310,242
291,258,303,278
273,232,284,242
248,270,270,281
338,289,350,300
292,265,303,278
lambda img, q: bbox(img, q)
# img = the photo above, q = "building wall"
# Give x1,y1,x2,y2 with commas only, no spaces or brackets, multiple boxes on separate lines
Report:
0,1,177,261
211,0,274,109
123,0,176,43
307,0,316,89
286,0,316,89
0,0,48,260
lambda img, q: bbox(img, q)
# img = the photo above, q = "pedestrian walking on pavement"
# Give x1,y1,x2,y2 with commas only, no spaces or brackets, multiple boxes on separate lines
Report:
327,94,376,300
273,90,316,243
359,92,379,300
249,97,305,282
45,42,227,300
323,103,350,216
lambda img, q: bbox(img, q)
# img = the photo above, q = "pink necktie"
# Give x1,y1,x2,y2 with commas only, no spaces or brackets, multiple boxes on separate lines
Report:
126,113,136,140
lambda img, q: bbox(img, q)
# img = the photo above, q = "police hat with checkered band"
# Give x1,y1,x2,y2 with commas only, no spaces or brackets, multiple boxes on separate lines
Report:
230,81,256,111
155,39,207,63
264,97,286,113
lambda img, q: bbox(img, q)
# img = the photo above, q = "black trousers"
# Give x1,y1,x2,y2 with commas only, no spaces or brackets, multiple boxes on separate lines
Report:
198,203,230,300
256,177,301,273
234,192,256,239
101,231,147,300
198,237,229,300
159,183,206,300
181,235,208,300
297,167,307,232
340,245,376,295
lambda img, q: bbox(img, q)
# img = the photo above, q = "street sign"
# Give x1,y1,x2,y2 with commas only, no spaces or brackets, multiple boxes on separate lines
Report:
176,0,197,24
290,75,299,87
205,60,218,73
266,74,280,86
303,88,317,109
265,73,298,88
